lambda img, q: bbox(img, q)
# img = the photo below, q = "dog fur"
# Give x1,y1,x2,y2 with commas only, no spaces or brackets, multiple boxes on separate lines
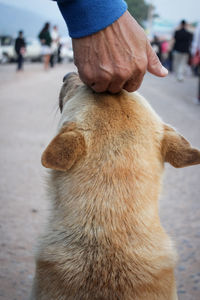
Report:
31,73,200,300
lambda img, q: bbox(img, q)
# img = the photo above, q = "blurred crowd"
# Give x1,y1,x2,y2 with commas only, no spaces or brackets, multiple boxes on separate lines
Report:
38,22,62,70
15,23,64,72
11,19,200,102
150,20,200,103
151,20,199,79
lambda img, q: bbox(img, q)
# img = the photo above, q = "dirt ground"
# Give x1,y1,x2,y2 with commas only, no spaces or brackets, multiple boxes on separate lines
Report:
0,62,200,300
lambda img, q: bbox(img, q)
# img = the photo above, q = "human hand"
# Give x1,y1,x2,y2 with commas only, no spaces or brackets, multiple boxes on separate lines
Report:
72,11,168,93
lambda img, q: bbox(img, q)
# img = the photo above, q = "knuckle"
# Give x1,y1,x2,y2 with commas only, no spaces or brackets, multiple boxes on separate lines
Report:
108,86,121,94
149,50,160,66
125,86,136,93
124,76,143,93
96,71,112,84
134,80,142,90
118,70,131,81
93,84,106,93
132,53,147,73
124,83,136,93
114,66,132,82
79,65,94,84
83,73,94,85
136,59,147,74
125,83,138,92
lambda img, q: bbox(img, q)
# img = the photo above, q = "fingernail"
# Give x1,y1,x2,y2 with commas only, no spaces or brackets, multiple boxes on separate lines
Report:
161,66,168,76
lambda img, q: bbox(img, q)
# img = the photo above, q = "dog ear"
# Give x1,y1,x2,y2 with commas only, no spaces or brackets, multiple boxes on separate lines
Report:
41,129,86,171
162,125,200,168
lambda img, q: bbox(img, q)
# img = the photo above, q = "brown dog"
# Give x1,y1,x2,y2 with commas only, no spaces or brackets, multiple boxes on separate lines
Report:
31,73,200,300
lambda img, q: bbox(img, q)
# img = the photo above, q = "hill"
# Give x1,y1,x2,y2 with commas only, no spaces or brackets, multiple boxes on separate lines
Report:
0,3,67,38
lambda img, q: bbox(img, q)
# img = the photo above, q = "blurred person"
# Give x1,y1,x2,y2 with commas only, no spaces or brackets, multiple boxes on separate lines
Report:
50,25,60,67
191,22,200,104
14,31,26,72
161,40,169,66
173,20,192,81
38,22,52,70
57,43,62,63
161,39,174,71
53,0,168,94
167,39,176,72
151,35,162,61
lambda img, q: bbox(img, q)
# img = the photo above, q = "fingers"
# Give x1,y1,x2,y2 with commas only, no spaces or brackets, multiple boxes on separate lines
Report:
77,44,168,94
107,70,131,94
78,63,144,94
72,11,169,95
147,42,168,77
123,70,145,92
78,64,111,93
80,70,144,94
89,81,110,93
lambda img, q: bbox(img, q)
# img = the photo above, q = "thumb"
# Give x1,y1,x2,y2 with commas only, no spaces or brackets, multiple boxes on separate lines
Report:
147,43,168,77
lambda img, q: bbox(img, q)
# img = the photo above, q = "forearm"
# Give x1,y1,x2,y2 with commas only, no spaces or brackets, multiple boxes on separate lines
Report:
53,0,127,38
52,1,167,93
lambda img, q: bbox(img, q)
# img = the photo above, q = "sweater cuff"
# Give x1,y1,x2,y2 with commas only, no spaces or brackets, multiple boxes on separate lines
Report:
55,0,127,38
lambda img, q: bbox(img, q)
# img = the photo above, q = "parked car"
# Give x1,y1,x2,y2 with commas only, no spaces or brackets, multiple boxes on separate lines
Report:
0,35,42,63
25,38,42,62
0,35,15,63
60,37,74,62
61,44,73,62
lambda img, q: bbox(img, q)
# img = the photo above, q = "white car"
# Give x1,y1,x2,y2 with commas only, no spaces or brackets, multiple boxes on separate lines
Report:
25,38,42,61
0,35,15,63
0,36,42,63
60,37,74,62
61,44,73,62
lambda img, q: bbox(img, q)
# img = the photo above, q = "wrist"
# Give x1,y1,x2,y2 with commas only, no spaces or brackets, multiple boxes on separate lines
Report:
57,0,127,38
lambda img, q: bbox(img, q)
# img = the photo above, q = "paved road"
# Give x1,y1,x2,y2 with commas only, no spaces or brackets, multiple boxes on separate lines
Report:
0,63,200,300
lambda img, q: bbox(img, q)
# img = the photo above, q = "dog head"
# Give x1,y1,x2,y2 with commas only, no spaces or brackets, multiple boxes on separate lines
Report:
42,73,200,172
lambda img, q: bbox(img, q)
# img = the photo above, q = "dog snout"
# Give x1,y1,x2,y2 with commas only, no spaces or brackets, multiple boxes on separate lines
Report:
59,72,83,113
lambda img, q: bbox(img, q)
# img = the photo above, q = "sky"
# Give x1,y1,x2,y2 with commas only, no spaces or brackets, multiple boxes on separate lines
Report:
0,0,62,21
0,0,200,24
152,0,200,23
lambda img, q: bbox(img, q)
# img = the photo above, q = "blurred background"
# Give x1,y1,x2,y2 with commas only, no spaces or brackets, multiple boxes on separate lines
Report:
0,1,200,300
0,0,199,66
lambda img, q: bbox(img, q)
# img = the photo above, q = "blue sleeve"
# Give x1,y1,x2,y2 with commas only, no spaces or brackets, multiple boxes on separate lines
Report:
53,0,127,38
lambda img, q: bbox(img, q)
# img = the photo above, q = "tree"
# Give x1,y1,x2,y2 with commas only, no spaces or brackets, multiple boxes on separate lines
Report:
126,0,149,26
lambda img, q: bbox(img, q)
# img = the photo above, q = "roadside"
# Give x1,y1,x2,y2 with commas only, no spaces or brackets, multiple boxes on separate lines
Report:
0,63,199,300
